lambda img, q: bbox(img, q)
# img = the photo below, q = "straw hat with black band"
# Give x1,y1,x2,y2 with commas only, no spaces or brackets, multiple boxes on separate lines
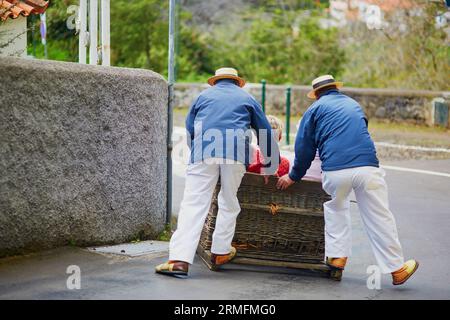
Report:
307,75,343,99
207,68,246,88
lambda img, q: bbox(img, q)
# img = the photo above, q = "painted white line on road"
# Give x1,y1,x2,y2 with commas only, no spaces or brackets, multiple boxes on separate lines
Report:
381,165,450,178
173,126,187,135
376,142,450,153
286,136,450,153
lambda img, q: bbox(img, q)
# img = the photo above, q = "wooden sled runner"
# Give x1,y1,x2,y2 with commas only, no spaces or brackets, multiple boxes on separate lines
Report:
197,173,343,281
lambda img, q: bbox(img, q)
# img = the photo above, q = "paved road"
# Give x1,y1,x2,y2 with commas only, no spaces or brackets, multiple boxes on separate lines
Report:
0,156,449,300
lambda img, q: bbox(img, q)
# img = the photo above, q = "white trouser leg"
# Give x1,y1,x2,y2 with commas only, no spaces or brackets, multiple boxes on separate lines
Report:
211,161,246,254
169,161,220,264
353,167,404,273
322,170,353,258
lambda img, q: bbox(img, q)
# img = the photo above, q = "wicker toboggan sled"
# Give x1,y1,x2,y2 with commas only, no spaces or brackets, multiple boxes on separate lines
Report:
197,173,342,280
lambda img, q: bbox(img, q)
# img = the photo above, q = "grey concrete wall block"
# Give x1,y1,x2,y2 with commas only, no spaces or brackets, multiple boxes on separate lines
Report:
0,57,168,257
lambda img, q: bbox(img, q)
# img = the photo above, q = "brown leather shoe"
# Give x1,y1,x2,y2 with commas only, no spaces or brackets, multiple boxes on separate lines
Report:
326,257,348,270
392,259,419,285
211,247,237,268
155,260,189,276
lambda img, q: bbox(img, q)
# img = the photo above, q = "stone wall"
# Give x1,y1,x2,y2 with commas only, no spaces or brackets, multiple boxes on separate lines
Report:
175,83,450,126
0,57,168,257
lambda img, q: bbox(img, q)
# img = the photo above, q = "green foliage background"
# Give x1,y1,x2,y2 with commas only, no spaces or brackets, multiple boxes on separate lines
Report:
21,0,449,91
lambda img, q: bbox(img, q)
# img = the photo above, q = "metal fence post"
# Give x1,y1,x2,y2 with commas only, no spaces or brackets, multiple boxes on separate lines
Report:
261,80,266,113
286,87,291,145
167,0,176,226
101,0,111,66
78,0,88,64
89,0,99,65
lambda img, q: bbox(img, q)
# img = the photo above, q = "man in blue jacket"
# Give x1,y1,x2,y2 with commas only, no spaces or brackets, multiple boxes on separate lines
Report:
277,75,418,286
156,68,279,277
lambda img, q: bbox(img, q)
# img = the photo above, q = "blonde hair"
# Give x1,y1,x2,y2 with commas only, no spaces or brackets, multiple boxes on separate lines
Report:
266,115,283,141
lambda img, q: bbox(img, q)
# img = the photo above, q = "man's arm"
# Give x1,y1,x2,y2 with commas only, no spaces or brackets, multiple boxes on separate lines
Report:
185,97,199,148
289,108,317,182
249,99,280,175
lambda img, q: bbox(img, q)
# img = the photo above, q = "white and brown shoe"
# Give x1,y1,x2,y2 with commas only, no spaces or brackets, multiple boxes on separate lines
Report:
155,260,189,277
326,257,348,270
392,259,419,285
210,247,237,270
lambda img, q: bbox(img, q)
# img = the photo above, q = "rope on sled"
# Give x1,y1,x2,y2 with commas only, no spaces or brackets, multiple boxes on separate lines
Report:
269,202,281,216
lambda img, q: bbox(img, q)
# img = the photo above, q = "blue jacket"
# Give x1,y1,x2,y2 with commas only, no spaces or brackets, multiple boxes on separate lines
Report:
289,89,379,181
186,79,280,174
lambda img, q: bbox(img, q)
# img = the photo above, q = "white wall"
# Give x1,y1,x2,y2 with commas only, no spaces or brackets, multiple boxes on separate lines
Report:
0,16,27,58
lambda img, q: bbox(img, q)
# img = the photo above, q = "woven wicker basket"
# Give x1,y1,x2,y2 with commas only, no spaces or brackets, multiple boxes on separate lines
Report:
198,173,331,264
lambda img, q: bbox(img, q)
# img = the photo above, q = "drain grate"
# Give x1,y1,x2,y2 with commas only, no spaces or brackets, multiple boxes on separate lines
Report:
88,241,169,257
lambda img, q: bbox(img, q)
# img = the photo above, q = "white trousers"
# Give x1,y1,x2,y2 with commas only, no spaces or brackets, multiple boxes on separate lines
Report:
322,166,404,273
169,159,246,264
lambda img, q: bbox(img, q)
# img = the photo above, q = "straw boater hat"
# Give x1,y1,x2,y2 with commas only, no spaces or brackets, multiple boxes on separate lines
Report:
307,75,343,99
207,67,246,88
